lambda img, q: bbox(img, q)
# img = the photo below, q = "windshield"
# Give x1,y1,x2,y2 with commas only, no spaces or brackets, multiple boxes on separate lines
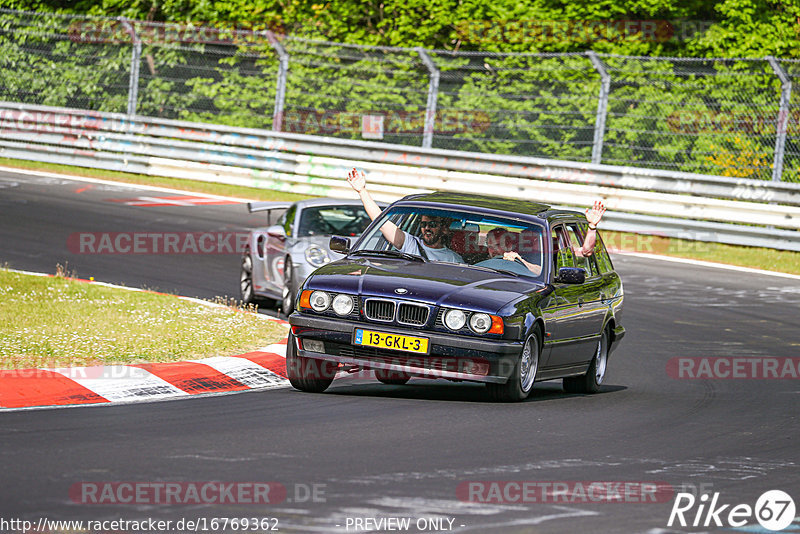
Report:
297,205,372,237
354,206,548,281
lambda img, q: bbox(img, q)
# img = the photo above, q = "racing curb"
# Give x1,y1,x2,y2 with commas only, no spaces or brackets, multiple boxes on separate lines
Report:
0,269,291,410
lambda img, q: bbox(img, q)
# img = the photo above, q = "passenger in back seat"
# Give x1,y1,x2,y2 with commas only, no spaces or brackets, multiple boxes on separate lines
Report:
486,228,543,276
450,229,486,264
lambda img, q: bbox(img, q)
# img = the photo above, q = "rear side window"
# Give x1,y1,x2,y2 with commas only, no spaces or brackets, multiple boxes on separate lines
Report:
594,233,614,274
567,224,597,277
282,205,297,237
552,225,574,271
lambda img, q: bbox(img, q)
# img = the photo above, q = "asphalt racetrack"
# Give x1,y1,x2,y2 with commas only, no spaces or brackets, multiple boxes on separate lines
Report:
0,169,798,533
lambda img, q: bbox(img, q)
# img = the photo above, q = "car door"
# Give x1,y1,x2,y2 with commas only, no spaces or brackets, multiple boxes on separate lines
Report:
264,204,296,293
567,222,607,350
540,223,602,369
588,228,624,332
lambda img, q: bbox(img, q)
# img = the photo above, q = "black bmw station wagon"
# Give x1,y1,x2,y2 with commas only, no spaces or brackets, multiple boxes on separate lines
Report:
286,192,625,402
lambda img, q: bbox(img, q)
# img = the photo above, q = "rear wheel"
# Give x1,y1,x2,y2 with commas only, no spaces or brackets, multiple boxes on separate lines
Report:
240,251,256,305
564,326,609,394
375,369,410,386
286,332,337,393
487,327,540,402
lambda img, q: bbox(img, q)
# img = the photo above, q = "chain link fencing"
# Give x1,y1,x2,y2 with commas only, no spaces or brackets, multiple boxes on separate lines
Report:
0,8,798,182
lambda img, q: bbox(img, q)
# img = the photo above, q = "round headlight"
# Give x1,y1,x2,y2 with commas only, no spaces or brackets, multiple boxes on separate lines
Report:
305,245,330,267
332,294,354,316
469,313,492,334
444,309,467,330
309,291,331,312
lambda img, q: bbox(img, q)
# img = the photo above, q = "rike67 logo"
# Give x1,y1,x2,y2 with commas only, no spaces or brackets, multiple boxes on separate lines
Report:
668,490,796,531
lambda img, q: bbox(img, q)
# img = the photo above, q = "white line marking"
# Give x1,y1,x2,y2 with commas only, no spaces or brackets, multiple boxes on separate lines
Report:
616,251,800,280
454,505,599,531
0,165,251,203
124,196,199,206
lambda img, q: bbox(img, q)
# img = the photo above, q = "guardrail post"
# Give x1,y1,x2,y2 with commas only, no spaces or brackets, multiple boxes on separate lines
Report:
416,47,440,149
119,18,141,120
767,56,792,182
587,51,610,165
266,31,289,132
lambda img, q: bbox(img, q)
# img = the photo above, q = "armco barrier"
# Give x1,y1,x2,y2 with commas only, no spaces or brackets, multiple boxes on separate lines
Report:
1,101,799,251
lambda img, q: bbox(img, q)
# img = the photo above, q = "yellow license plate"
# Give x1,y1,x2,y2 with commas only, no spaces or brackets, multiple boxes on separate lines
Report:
354,329,429,354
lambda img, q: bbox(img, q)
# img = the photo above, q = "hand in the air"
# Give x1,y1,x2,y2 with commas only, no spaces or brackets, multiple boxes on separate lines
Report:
585,200,606,227
347,168,366,193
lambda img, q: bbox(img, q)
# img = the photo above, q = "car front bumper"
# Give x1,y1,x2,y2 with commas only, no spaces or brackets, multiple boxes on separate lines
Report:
289,313,524,384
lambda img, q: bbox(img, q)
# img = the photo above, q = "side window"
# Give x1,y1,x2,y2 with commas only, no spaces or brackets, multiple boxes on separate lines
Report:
552,225,574,272
569,224,598,277
282,205,297,237
594,232,614,274
562,224,593,277
361,211,409,251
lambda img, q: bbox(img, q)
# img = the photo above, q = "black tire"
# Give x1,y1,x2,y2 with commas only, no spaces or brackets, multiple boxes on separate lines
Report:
563,326,610,394
374,368,410,386
281,258,296,315
240,251,257,305
487,326,541,402
286,332,337,393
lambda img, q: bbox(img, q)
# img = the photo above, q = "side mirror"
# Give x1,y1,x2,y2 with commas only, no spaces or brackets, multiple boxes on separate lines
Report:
555,267,585,284
267,225,286,238
330,236,351,254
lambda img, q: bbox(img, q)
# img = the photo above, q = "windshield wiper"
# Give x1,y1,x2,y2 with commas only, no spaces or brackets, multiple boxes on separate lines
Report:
350,249,426,262
469,264,521,277
486,267,519,277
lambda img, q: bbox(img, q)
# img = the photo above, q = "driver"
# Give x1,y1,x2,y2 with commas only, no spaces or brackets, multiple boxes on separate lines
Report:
347,169,463,263
486,227,543,276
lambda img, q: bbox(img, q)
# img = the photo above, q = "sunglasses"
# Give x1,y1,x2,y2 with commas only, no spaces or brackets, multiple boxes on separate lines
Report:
419,220,442,229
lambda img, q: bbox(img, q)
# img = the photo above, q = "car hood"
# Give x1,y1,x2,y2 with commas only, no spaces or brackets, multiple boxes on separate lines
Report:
306,257,546,314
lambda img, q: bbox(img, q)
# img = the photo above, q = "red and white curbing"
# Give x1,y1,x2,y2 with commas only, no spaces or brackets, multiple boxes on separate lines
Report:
0,269,291,410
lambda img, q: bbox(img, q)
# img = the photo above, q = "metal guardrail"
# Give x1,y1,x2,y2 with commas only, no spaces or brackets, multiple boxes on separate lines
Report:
1,101,799,251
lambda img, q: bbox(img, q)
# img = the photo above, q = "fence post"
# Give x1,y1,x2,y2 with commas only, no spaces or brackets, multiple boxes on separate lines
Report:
266,31,289,132
416,47,440,149
767,56,792,182
587,51,610,165
118,18,141,120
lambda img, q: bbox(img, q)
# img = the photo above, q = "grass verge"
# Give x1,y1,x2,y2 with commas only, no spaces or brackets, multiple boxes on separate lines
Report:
2,157,799,276
0,266,288,370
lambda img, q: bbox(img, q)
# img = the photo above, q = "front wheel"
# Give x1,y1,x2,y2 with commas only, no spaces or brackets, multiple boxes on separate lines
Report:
487,327,540,402
375,368,410,386
286,332,337,393
281,259,296,315
563,327,609,394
